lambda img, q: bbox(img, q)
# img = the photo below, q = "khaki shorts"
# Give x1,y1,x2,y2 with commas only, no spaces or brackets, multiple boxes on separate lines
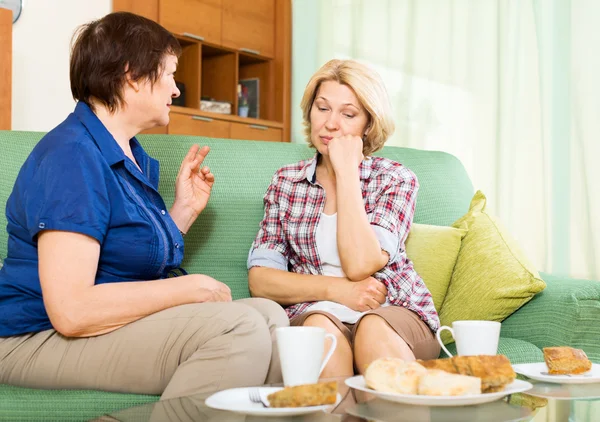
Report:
290,305,440,361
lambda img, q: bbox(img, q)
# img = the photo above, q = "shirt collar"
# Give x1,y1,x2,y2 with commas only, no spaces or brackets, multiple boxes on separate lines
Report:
73,101,127,167
73,102,160,189
293,153,373,184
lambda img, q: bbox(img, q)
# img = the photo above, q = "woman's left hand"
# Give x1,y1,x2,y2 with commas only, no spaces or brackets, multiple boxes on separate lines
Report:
173,144,215,218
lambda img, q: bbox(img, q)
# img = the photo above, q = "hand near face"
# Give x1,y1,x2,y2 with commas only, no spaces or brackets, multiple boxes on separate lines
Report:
174,145,215,216
328,134,364,174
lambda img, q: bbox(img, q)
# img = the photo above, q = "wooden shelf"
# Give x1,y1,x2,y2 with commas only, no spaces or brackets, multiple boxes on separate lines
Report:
114,0,291,141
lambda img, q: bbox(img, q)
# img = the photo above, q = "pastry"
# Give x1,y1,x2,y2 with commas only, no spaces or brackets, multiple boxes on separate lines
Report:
417,355,516,393
543,346,592,375
364,358,428,394
417,369,481,396
267,381,338,408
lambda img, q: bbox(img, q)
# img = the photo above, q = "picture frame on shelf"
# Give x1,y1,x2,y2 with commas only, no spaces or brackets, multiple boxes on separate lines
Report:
239,78,260,119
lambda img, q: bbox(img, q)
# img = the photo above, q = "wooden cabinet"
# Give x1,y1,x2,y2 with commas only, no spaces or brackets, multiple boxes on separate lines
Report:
230,122,281,142
0,8,11,130
114,0,290,142
168,112,230,138
222,0,275,58
159,0,222,45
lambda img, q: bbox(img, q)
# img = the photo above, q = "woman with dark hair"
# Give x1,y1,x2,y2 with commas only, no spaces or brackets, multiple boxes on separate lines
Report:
0,12,287,399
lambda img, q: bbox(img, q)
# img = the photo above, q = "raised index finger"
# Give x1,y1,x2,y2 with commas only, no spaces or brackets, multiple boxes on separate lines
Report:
195,145,210,164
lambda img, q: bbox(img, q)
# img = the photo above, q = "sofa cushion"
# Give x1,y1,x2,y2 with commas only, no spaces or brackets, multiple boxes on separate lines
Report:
438,191,546,344
405,223,467,310
0,384,158,421
440,337,544,364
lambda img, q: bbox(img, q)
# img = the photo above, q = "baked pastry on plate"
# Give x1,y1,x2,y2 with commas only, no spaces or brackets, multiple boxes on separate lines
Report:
543,346,592,375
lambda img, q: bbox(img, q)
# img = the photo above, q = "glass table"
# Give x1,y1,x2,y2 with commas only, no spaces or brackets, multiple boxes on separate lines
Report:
97,377,600,422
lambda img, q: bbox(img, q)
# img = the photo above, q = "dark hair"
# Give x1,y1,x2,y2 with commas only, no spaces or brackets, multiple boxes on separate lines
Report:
70,12,182,112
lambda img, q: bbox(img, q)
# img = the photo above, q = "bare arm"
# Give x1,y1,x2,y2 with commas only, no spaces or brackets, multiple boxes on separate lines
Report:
336,165,389,281
38,230,230,338
248,266,386,311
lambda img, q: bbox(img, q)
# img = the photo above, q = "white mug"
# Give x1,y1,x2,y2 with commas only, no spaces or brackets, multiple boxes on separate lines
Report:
436,320,501,357
276,326,337,386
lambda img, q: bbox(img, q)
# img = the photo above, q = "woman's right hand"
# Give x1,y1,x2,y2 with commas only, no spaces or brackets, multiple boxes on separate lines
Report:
188,274,232,303
330,277,388,312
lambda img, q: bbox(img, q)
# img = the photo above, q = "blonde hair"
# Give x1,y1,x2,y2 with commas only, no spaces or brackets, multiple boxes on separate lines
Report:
300,59,395,156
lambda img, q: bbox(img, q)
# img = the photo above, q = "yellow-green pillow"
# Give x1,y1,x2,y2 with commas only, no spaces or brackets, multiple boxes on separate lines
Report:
438,191,546,344
405,223,467,310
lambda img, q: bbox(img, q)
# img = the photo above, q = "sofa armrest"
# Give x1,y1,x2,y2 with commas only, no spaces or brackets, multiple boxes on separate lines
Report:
501,273,600,363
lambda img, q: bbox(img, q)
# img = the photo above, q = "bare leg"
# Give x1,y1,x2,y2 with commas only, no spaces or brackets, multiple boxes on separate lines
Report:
353,314,415,374
302,314,354,378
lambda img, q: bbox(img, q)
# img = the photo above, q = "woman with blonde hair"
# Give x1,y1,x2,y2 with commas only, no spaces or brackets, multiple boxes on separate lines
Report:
248,59,441,377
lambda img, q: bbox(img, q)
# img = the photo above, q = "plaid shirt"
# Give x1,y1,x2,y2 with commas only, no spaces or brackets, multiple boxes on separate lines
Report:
248,154,439,332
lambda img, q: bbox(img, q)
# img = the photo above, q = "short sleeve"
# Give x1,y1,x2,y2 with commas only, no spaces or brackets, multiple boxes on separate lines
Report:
247,174,289,271
23,141,111,243
368,168,419,261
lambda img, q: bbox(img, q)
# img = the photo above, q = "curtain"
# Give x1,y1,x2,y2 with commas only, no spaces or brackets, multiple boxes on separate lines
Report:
291,0,599,281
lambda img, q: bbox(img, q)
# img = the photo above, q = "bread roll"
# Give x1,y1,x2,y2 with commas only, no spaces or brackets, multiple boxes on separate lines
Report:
365,358,428,394
418,369,481,396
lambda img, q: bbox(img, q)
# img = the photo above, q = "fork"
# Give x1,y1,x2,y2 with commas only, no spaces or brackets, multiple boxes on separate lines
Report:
248,388,269,408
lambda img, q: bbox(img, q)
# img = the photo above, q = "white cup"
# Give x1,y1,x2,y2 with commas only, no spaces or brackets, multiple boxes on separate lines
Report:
436,320,501,357
276,326,337,386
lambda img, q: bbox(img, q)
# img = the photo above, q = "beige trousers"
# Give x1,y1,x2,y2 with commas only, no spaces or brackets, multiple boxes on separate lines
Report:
0,298,288,400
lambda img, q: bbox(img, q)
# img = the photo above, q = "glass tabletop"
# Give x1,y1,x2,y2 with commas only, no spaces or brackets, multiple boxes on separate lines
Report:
98,377,600,422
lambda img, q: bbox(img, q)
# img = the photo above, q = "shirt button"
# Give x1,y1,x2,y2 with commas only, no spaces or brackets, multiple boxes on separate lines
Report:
38,222,45,229
161,209,166,215
175,243,180,249
402,302,407,307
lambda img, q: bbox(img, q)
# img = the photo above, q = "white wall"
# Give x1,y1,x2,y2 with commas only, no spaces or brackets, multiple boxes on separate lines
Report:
11,0,110,131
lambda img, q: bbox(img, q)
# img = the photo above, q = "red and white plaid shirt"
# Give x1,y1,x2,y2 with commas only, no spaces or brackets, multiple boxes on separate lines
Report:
248,154,439,332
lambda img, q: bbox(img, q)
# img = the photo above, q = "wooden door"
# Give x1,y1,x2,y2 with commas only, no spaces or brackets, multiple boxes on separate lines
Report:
222,0,274,58
159,0,222,45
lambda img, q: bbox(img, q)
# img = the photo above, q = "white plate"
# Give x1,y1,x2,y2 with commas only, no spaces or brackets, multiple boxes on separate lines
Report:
513,362,600,384
345,375,532,407
205,386,341,417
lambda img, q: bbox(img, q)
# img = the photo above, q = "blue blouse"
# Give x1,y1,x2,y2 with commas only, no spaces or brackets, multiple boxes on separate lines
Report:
0,102,185,336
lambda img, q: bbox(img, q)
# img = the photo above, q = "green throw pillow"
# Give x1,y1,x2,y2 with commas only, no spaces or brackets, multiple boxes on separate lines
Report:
405,223,467,310
438,191,546,344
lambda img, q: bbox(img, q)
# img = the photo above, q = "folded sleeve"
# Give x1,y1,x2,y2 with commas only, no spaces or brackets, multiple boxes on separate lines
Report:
24,141,111,243
368,168,419,261
247,174,289,271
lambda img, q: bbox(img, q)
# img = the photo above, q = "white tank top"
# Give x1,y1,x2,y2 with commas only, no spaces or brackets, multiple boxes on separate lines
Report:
309,212,389,323
315,213,345,277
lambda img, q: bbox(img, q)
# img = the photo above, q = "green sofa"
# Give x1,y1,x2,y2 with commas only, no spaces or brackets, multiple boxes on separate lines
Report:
1,131,599,421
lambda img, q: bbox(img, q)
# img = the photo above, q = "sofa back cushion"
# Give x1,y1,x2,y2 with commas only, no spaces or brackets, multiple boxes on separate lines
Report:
0,132,474,299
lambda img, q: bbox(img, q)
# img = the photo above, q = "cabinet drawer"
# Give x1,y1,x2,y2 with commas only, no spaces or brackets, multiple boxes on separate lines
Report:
230,122,281,142
159,0,222,45
168,113,230,138
222,0,274,58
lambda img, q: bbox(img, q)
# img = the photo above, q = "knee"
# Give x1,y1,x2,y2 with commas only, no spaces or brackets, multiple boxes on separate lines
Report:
354,315,391,345
303,314,346,343
216,303,271,343
242,298,289,330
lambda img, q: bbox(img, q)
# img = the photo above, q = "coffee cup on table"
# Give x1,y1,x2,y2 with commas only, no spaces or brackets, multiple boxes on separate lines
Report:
276,326,337,386
436,320,501,357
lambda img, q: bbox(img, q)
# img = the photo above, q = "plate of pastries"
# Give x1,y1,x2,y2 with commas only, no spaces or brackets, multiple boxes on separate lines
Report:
513,346,599,384
345,355,533,406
